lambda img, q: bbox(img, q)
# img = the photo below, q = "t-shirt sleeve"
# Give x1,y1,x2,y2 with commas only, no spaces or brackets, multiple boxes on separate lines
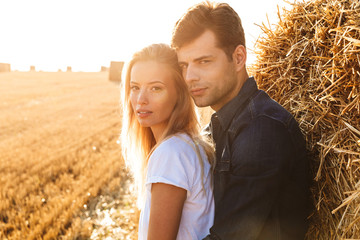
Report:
146,139,194,193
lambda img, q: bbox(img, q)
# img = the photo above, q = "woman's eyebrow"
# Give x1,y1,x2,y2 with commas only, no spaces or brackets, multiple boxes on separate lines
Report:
130,80,166,85
148,81,166,85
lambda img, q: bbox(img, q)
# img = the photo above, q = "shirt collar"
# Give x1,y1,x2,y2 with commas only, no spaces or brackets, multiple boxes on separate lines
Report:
213,77,258,131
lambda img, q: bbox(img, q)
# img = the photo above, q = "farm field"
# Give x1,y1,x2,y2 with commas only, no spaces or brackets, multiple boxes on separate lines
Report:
0,72,138,239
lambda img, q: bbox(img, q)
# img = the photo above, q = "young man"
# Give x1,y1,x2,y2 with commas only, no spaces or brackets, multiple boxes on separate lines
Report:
171,1,310,239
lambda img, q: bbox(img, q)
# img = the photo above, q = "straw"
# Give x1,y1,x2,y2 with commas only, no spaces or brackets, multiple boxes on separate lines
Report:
251,0,360,238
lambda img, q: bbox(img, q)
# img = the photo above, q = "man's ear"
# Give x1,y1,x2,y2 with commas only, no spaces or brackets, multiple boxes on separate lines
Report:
232,45,246,71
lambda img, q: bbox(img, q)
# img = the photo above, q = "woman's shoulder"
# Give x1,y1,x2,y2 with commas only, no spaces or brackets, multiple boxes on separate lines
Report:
147,133,199,188
154,133,197,155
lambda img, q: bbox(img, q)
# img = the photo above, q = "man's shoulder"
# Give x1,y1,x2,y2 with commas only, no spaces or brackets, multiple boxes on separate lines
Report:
227,90,295,138
249,90,293,126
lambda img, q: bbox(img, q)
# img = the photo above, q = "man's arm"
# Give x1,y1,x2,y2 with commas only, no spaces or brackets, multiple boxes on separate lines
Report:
207,116,297,239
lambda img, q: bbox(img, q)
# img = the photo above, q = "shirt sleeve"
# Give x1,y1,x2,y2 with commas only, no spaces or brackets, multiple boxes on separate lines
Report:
146,137,195,194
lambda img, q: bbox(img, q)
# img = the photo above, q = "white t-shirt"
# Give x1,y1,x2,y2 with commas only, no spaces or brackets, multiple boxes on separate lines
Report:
138,133,214,240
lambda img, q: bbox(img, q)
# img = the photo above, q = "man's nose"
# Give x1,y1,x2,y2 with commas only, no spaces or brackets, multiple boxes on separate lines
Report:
184,64,199,84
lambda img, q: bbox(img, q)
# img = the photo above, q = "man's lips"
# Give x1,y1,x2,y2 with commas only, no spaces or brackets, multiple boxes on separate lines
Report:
190,87,207,96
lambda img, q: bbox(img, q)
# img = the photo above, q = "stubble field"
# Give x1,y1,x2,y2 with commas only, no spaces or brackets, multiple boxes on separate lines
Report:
0,72,138,239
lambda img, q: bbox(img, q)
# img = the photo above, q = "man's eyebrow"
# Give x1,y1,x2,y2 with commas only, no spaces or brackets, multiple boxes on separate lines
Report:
194,55,213,62
178,55,213,65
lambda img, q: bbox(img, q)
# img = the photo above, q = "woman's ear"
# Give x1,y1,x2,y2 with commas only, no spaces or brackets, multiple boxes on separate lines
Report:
232,45,246,71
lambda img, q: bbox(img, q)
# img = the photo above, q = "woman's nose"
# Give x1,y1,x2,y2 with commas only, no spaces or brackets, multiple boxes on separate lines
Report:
137,89,148,105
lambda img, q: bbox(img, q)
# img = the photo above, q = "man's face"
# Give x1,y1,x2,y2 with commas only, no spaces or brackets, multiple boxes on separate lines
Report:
177,30,241,111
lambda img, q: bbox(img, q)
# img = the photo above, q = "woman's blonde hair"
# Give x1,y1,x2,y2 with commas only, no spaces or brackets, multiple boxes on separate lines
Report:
120,43,214,207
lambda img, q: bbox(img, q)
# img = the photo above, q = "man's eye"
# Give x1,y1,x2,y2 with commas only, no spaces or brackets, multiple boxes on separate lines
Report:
200,60,210,64
179,64,187,70
130,86,139,91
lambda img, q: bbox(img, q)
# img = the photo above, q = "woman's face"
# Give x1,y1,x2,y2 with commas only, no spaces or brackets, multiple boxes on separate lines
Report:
130,60,178,140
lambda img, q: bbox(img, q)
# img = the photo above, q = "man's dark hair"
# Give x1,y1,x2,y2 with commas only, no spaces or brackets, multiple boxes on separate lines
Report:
171,1,246,60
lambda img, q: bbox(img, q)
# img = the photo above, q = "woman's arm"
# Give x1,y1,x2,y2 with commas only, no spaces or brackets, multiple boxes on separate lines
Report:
147,183,187,240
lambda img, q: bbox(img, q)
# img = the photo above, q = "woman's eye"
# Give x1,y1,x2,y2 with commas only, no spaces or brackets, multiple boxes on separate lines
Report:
130,86,139,91
151,86,162,91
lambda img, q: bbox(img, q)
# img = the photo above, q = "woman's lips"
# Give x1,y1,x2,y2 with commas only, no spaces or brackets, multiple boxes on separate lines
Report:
136,110,152,118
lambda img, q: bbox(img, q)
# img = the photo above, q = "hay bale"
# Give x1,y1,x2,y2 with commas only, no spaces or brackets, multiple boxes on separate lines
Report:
67,66,72,72
30,66,36,72
109,61,124,81
252,0,360,239
101,66,108,72
0,63,11,72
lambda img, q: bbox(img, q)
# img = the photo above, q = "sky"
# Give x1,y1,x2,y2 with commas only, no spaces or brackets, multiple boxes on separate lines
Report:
0,0,292,72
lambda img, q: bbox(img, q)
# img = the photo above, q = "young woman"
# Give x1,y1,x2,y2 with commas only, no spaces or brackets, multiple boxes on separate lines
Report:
120,43,215,240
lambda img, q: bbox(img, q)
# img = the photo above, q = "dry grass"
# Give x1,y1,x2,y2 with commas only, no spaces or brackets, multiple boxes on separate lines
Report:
251,0,360,238
0,71,214,239
0,72,138,239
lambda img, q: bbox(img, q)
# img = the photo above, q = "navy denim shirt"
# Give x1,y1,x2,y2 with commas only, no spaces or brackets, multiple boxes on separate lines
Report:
204,77,310,240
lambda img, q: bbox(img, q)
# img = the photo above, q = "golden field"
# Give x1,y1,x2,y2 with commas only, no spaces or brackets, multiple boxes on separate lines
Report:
0,72,138,239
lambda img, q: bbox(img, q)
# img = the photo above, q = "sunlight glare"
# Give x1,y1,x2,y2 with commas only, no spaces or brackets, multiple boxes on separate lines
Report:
0,0,289,72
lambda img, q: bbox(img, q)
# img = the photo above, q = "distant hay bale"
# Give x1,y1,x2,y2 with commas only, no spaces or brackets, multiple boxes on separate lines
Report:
101,66,108,72
109,61,124,81
30,66,36,72
0,63,11,72
252,0,360,239
67,66,72,72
